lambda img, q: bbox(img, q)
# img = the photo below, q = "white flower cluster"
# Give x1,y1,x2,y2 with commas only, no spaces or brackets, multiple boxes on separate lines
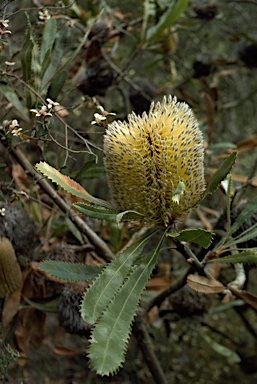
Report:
91,106,116,127
0,119,22,137
30,99,59,120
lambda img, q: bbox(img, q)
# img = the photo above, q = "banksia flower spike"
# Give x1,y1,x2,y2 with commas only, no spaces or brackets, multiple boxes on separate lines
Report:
103,96,205,227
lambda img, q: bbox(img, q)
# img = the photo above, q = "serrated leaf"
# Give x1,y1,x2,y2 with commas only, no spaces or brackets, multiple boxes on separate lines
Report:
202,151,237,198
74,202,120,222
0,84,29,122
80,230,158,325
35,161,113,209
201,332,241,363
116,210,144,224
38,260,102,282
87,232,165,376
40,17,57,64
146,0,188,42
210,249,257,265
187,274,224,294
167,228,213,248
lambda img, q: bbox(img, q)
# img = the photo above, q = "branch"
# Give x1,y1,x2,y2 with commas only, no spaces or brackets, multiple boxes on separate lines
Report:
133,310,169,384
8,144,115,262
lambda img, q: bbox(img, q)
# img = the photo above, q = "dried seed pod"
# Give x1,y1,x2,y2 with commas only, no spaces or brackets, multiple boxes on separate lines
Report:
58,282,91,336
0,202,39,260
104,95,205,226
169,284,213,317
0,237,22,297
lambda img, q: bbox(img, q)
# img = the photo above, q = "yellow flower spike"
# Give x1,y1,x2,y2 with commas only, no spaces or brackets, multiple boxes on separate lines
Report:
103,96,205,226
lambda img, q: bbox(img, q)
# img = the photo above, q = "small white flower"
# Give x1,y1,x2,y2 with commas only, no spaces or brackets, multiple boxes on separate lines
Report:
0,208,6,216
30,105,52,119
38,9,51,22
46,98,60,110
5,61,15,66
0,20,9,28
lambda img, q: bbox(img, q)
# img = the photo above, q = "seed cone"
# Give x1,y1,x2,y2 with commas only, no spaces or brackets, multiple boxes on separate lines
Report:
0,237,22,297
103,96,205,226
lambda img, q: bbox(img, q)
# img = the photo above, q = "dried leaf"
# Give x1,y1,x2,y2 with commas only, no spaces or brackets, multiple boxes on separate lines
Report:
53,344,82,356
228,286,257,311
187,274,224,294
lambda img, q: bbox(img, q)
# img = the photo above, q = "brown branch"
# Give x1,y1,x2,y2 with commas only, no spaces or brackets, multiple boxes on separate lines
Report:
8,144,115,262
133,310,169,384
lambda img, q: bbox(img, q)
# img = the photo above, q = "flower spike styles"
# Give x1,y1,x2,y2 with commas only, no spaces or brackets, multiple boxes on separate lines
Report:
103,96,205,226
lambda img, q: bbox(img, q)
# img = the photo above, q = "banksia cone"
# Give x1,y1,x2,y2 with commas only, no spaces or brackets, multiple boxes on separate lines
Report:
0,237,22,297
103,96,205,226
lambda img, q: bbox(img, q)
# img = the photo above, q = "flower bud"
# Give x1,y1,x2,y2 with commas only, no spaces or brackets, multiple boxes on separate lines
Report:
103,96,205,226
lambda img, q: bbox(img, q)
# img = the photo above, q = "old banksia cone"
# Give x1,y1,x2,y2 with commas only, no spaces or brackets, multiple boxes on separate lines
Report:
103,96,205,226
0,237,22,297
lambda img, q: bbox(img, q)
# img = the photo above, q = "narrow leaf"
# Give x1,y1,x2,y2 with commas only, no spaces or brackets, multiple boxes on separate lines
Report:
40,17,57,64
226,196,257,238
210,249,257,265
41,27,69,92
23,296,59,313
74,203,120,222
21,23,33,82
47,70,67,101
146,0,188,42
202,151,237,198
0,84,29,122
35,161,113,209
187,274,224,294
80,230,158,325
88,232,165,376
39,260,102,282
167,228,213,248
201,332,241,363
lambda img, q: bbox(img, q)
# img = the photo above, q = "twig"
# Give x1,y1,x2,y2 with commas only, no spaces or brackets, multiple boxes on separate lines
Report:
144,267,189,312
8,144,115,262
133,310,169,384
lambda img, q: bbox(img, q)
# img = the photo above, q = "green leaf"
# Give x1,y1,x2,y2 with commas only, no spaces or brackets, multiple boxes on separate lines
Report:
226,197,257,238
74,161,106,181
146,0,188,42
201,332,241,363
35,161,113,209
23,296,59,313
41,27,69,92
116,210,144,224
0,84,29,122
66,217,84,244
40,17,57,64
167,228,213,248
39,260,102,281
202,151,237,198
21,21,33,82
80,230,158,325
74,202,120,222
210,249,257,265
47,70,67,101
87,232,165,376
